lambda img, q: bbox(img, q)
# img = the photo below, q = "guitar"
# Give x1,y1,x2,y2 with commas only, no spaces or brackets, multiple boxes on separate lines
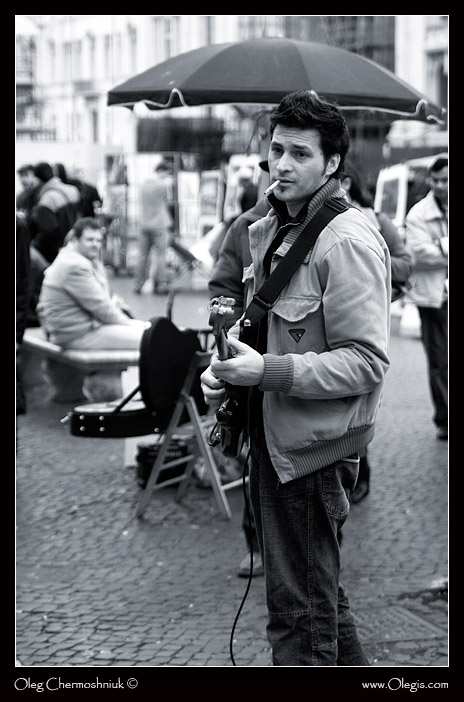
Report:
208,296,248,458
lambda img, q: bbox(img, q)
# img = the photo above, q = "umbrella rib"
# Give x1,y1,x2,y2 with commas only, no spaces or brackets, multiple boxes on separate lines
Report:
123,88,189,110
340,98,445,124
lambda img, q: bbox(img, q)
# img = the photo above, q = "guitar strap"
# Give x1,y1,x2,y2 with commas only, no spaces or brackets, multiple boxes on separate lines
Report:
212,197,352,456
241,197,351,337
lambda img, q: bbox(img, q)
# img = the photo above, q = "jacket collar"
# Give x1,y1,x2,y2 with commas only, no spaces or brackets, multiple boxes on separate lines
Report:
267,193,308,226
266,177,344,229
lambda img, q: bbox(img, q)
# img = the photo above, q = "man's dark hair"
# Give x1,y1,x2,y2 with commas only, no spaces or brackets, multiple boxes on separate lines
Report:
269,90,350,177
33,162,54,183
429,156,448,174
17,164,34,176
71,217,101,239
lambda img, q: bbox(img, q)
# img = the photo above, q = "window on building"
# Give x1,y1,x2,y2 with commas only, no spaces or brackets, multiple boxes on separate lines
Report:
76,112,82,141
87,33,96,80
114,33,122,78
63,41,72,81
164,16,179,58
426,52,448,115
48,40,55,82
104,35,111,78
66,112,73,141
202,15,215,44
153,16,179,63
128,24,137,74
281,15,312,40
73,40,82,80
91,109,99,143
239,15,284,38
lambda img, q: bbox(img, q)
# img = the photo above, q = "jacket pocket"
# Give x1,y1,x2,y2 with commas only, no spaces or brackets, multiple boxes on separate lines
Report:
272,296,321,322
271,296,326,354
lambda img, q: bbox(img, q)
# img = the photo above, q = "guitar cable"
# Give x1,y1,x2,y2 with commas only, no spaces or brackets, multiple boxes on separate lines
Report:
229,446,254,667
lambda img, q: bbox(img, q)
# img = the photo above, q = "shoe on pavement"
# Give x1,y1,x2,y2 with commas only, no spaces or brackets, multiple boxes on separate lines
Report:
350,481,370,504
436,426,448,440
238,552,264,578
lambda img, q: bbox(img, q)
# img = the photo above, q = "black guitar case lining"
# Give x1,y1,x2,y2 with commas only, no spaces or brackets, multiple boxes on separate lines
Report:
67,317,207,438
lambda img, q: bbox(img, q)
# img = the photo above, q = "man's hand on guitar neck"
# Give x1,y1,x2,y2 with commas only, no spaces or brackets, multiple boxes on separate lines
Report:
200,337,264,409
210,336,265,387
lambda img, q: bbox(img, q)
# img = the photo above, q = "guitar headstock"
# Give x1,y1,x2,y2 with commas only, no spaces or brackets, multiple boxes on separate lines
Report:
208,296,236,360
208,296,235,335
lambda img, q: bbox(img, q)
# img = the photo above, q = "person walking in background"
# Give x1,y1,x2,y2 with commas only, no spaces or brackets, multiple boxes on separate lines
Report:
28,162,81,263
16,164,50,328
201,91,391,666
341,161,412,302
237,166,258,213
133,162,173,295
340,161,413,503
55,163,102,218
404,155,448,440
37,217,149,351
16,164,41,219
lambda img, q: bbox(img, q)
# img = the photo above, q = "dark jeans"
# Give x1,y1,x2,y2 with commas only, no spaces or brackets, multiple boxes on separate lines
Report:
249,424,369,666
418,303,448,428
242,496,260,554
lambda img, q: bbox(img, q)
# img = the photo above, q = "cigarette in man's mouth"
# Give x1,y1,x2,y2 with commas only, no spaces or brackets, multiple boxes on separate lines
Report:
264,179,281,196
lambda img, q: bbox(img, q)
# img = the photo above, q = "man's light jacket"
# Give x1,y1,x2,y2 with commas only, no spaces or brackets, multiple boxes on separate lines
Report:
230,182,391,483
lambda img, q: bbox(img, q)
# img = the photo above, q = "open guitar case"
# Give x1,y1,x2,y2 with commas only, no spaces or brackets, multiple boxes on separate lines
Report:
65,317,208,438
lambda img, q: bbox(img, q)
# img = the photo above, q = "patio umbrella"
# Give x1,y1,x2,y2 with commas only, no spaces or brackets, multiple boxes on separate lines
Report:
108,37,445,123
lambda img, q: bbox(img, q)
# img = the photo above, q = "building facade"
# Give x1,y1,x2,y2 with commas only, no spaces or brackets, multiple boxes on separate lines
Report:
386,15,448,162
16,15,448,186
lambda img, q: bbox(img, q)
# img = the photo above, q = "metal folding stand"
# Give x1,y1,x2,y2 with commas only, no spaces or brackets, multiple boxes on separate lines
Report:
167,236,212,290
134,350,237,520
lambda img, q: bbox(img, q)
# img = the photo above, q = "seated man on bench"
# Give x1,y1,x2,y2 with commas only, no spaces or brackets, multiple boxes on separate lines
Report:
37,217,150,351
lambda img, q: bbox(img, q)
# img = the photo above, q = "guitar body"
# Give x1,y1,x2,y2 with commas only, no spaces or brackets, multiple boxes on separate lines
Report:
216,383,248,458
67,317,207,438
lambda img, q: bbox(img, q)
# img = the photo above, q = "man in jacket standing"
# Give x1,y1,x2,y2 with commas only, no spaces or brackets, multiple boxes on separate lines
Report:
201,91,391,666
405,155,448,440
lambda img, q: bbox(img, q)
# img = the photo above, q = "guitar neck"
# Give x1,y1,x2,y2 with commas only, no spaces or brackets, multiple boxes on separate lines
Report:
216,330,229,361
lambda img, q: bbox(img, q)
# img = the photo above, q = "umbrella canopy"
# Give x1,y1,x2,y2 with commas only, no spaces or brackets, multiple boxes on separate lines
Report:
108,37,445,123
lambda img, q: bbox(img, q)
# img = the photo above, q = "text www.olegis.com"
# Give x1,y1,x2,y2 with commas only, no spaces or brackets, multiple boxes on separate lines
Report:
362,678,448,692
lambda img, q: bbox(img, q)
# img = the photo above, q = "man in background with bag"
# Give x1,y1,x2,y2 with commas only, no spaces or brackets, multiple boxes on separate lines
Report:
201,91,391,666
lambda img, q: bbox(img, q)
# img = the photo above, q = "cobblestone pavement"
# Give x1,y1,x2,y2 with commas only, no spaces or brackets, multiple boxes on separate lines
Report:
15,279,449,685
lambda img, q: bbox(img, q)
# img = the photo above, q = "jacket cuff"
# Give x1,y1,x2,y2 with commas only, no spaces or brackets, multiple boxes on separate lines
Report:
259,354,294,393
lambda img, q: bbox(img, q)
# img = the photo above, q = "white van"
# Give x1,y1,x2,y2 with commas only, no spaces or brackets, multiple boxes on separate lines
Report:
374,152,447,236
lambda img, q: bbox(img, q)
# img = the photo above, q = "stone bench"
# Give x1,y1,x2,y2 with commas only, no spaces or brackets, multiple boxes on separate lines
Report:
21,327,140,403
